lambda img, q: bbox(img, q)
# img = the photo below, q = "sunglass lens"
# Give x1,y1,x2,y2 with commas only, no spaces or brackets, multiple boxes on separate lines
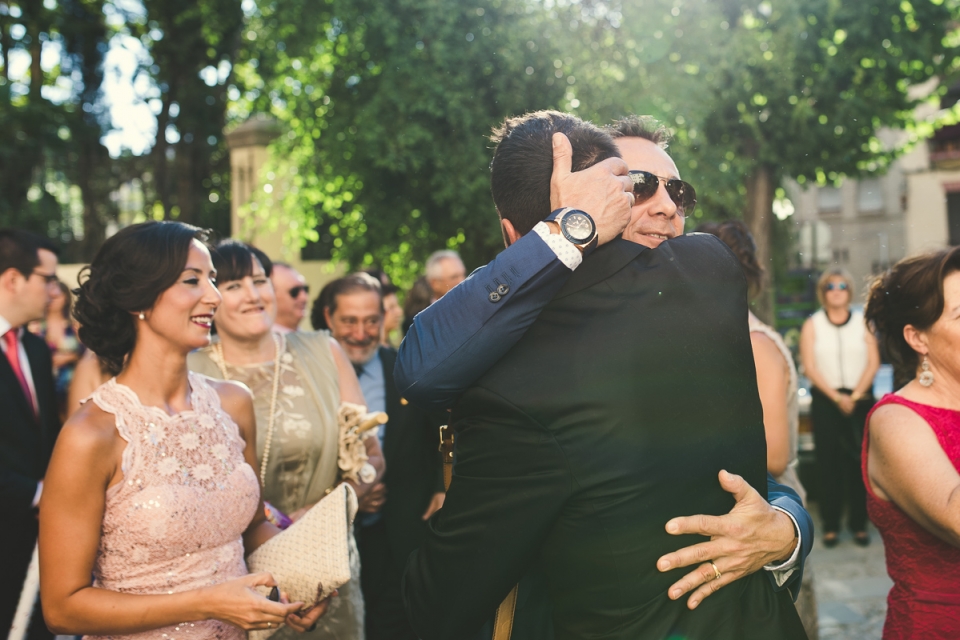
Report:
667,180,697,215
630,171,659,203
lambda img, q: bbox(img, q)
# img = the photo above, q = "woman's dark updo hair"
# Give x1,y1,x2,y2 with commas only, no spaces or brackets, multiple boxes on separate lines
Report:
694,220,764,298
210,239,273,282
865,246,960,386
73,221,210,376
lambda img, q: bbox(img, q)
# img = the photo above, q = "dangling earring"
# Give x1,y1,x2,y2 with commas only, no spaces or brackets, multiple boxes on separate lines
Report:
919,356,934,388
139,312,145,320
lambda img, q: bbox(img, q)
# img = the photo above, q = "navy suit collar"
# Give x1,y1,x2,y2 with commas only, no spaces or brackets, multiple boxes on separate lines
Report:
554,238,646,300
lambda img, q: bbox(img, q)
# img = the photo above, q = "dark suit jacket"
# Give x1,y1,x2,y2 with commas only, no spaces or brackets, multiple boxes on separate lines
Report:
0,329,61,631
378,347,446,571
403,236,807,640
0,330,60,515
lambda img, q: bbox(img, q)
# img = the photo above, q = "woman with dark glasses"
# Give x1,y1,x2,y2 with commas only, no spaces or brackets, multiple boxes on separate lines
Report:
800,268,881,548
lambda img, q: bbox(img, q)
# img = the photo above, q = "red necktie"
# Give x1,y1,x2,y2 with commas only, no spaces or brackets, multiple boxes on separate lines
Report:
4,329,35,414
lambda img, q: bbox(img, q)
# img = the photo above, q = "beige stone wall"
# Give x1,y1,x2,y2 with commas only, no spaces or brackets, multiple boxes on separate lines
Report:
225,117,344,330
904,171,952,256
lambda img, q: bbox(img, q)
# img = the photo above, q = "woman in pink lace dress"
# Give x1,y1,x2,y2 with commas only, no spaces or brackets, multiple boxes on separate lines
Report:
862,246,960,639
38,222,327,638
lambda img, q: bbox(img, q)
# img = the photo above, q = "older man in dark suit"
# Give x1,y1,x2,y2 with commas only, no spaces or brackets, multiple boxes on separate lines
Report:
0,229,61,640
317,273,446,640
399,113,808,640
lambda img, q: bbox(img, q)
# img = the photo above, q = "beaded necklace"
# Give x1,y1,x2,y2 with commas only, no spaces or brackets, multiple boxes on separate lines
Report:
212,332,283,485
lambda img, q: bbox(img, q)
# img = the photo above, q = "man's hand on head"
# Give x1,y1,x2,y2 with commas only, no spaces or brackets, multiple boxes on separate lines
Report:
655,470,798,609
549,132,634,245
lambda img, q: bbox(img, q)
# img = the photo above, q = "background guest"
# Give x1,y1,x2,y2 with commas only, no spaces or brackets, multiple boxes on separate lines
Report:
363,269,403,347
424,250,465,302
400,276,431,336
65,351,111,418
319,273,445,640
188,240,382,640
697,220,817,638
271,262,309,333
0,229,61,640
800,267,880,548
38,281,84,419
862,247,960,638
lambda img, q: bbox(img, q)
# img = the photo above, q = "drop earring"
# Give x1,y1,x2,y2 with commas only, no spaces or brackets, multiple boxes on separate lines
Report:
139,312,145,320
919,356,934,388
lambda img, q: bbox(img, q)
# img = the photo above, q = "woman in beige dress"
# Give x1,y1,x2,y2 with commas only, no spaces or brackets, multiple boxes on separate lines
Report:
188,240,384,640
697,220,818,639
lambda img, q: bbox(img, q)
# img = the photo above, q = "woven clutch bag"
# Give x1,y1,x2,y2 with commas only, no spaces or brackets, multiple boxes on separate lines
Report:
247,482,358,639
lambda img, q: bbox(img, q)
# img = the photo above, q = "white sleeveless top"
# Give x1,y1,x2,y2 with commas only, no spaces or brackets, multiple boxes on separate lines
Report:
811,308,868,390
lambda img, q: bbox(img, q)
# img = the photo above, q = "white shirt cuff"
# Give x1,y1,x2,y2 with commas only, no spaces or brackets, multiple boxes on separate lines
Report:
32,480,43,508
763,506,801,587
532,222,583,271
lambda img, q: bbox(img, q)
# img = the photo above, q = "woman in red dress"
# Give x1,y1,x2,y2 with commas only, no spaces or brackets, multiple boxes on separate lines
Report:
863,246,960,639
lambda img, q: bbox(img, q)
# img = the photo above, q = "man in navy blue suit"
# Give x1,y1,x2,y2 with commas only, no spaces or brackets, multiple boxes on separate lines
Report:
396,115,812,638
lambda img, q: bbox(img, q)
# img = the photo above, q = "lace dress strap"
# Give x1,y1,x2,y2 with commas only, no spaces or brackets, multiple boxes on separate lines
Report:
88,379,141,501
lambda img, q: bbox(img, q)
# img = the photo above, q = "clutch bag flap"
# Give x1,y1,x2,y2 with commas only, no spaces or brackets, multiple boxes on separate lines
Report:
246,483,358,639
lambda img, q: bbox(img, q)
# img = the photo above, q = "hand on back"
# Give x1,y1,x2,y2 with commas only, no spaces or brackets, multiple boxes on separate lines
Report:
549,133,634,245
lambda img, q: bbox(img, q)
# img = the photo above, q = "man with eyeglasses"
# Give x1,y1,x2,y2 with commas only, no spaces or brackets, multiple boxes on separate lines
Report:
396,113,811,639
321,273,447,640
271,261,310,333
0,229,62,640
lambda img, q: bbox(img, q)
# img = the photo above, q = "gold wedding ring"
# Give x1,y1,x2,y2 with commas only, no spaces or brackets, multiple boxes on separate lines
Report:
709,561,722,581
267,622,273,628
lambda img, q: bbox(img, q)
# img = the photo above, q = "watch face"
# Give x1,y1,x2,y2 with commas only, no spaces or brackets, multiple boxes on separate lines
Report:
562,212,595,243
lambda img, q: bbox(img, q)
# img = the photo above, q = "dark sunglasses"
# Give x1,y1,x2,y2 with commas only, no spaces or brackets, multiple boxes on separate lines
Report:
289,285,310,298
824,282,849,291
628,170,697,217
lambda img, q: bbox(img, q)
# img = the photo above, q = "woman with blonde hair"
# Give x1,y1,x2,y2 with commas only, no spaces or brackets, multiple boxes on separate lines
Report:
800,267,880,547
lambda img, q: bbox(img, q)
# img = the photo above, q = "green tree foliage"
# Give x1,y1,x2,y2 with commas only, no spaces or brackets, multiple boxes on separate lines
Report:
236,0,591,287
576,0,958,320
133,0,242,233
0,0,109,258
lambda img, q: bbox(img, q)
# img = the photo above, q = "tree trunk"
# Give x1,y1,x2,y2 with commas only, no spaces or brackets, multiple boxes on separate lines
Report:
1,16,10,84
744,163,775,325
153,91,173,217
27,15,42,100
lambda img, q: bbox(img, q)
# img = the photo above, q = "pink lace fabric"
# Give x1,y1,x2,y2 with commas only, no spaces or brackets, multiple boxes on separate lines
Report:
86,373,260,640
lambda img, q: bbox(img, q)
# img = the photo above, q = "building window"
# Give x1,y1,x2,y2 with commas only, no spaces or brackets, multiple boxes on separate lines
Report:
948,192,960,246
832,247,850,263
858,178,884,214
818,186,842,214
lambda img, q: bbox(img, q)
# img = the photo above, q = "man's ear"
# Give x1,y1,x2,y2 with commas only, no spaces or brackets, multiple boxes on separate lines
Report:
323,307,334,329
500,218,522,247
0,267,24,294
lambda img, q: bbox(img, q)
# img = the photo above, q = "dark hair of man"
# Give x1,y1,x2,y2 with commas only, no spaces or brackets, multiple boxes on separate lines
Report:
489,110,621,236
73,221,208,376
311,273,383,330
0,228,59,278
211,239,273,282
695,220,763,298
607,115,672,149
864,246,960,386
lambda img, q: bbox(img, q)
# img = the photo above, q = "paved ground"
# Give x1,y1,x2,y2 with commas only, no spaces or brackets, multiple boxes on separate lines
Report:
808,508,892,640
